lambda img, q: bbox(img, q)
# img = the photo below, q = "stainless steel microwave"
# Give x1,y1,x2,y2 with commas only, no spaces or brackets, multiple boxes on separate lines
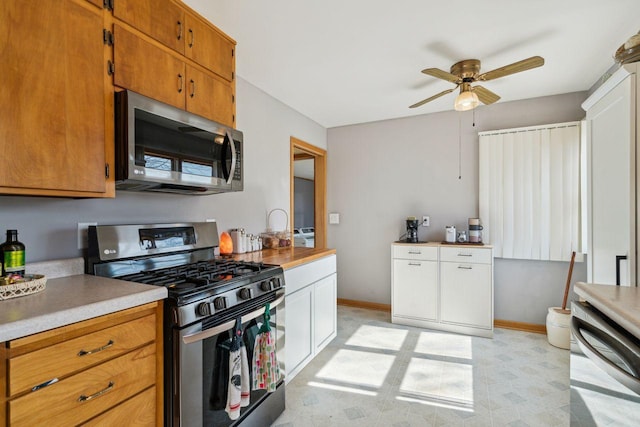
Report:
115,90,243,195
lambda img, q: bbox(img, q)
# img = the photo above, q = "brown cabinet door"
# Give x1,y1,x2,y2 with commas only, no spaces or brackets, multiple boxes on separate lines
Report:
113,24,186,110
113,0,185,55
186,66,234,127
0,0,107,194
184,12,234,82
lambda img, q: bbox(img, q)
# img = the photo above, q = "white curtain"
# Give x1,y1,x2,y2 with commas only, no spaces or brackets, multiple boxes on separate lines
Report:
479,122,581,261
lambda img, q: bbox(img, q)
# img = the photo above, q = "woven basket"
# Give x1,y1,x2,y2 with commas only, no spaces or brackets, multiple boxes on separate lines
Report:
0,275,47,301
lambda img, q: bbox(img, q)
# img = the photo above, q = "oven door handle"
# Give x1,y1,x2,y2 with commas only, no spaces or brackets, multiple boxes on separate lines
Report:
571,315,640,394
182,294,284,345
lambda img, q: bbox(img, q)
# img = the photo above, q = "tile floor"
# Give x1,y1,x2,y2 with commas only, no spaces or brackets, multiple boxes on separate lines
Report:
273,306,569,427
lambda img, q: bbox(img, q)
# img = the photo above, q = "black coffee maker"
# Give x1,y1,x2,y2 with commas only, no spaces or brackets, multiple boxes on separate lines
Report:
406,217,419,243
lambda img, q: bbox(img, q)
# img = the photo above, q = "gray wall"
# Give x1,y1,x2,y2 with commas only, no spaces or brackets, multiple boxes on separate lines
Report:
0,78,326,262
326,92,588,325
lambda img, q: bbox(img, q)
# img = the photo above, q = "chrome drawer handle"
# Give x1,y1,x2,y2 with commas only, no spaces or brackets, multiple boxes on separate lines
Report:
458,266,473,270
408,262,421,266
408,251,422,254
32,378,58,392
78,381,114,402
457,253,473,257
78,339,114,357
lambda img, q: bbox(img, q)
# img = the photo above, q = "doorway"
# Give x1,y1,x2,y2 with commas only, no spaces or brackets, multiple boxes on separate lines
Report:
290,137,326,248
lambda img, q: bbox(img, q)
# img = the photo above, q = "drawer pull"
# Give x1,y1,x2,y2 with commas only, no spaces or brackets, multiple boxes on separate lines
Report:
408,262,421,266
457,253,473,257
32,378,58,392
408,251,422,254
78,381,114,402
176,20,183,40
78,339,114,357
458,266,473,270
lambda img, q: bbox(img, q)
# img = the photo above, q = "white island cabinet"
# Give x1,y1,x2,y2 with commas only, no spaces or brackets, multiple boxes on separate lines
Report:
284,254,337,381
391,243,493,338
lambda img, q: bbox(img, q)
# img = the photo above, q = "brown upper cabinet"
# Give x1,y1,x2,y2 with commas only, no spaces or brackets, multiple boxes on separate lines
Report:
0,0,111,197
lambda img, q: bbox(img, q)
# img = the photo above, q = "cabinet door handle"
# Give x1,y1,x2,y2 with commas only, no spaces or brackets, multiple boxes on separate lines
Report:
458,266,473,270
78,381,114,402
190,79,196,98
408,262,421,266
177,21,183,40
616,255,628,286
188,28,194,48
77,339,114,357
177,74,183,93
457,253,473,257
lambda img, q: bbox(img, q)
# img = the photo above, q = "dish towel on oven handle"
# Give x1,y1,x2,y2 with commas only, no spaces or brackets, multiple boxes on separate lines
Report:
225,317,250,420
252,303,281,392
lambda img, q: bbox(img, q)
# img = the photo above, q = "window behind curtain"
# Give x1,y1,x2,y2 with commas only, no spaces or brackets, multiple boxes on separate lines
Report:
479,122,581,261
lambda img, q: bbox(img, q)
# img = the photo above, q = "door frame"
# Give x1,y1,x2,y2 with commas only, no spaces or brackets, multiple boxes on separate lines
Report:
290,136,327,248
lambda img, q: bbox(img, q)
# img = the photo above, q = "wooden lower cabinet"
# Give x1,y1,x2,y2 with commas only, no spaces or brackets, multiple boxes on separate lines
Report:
0,302,163,427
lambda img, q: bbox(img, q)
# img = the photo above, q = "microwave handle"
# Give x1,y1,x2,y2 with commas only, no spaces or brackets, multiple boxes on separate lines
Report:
225,129,237,185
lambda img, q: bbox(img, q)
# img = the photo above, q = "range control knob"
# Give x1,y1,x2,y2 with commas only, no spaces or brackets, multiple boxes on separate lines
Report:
260,281,272,292
239,287,253,300
213,296,227,310
273,277,282,288
197,302,212,316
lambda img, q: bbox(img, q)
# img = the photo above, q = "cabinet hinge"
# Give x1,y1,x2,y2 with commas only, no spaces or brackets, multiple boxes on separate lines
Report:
102,29,113,46
107,60,115,76
103,0,114,11
232,94,235,104
232,114,235,123
105,164,110,178
231,71,234,81
231,48,234,58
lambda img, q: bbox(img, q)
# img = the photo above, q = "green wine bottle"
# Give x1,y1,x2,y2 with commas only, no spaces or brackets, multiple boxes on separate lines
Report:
1,229,25,277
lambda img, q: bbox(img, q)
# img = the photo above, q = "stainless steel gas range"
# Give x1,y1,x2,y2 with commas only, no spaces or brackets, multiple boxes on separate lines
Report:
86,222,285,426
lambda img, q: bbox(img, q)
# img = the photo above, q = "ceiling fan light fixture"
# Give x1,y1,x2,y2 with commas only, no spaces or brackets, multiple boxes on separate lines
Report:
454,90,480,111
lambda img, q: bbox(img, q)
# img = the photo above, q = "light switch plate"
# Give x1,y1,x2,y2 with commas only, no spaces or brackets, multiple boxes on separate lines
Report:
329,213,340,225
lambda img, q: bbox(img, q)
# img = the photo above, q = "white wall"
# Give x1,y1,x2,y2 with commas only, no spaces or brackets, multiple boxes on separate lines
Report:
327,92,588,324
0,78,326,262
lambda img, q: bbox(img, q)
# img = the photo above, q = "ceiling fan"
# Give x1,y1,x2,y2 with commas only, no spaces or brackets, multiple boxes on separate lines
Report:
409,56,544,111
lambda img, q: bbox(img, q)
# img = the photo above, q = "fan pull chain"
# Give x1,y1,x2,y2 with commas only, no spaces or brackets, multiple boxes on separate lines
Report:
458,115,462,180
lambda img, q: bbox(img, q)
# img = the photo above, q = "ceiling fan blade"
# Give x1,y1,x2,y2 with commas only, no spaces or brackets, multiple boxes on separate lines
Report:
473,85,501,105
421,68,462,84
409,86,458,108
477,56,544,81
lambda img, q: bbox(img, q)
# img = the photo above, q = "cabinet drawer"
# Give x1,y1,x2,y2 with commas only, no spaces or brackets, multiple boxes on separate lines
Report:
9,314,156,396
440,246,492,264
392,245,438,261
82,386,156,426
9,343,156,426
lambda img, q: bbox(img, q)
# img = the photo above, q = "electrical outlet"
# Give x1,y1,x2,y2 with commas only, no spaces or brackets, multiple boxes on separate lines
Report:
78,222,97,250
422,216,430,227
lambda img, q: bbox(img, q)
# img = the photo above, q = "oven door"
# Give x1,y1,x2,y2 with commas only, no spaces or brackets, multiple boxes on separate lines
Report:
169,291,285,427
570,301,640,425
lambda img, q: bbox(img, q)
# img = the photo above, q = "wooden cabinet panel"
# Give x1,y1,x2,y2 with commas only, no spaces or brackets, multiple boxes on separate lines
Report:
85,0,103,8
114,24,186,110
82,386,156,426
0,0,107,194
113,0,185,54
184,12,234,82
186,65,234,127
9,343,156,426
9,314,155,396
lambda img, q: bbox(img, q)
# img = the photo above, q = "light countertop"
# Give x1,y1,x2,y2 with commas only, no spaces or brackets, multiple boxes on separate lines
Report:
574,281,640,339
0,274,167,342
392,241,492,248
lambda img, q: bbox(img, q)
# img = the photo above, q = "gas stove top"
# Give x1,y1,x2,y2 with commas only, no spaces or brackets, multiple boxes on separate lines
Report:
85,222,285,327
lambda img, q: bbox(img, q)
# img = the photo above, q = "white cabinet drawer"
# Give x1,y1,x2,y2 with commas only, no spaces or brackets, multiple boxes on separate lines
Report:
440,246,492,264
392,245,438,261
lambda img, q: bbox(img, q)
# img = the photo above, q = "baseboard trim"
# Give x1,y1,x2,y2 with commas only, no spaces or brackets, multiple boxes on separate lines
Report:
336,299,547,334
494,319,547,334
337,298,391,313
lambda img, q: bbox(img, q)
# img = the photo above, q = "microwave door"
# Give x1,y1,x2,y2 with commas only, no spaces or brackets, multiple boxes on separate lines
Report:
223,129,237,185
